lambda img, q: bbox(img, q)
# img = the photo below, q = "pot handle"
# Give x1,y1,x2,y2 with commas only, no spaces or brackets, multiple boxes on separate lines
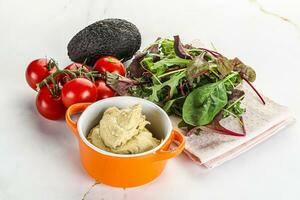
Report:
65,102,92,139
154,130,185,161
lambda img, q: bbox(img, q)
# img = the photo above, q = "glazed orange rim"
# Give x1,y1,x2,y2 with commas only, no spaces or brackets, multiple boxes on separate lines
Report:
66,97,183,158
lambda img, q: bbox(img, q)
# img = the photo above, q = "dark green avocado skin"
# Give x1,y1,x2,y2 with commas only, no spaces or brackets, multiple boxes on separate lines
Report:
67,18,141,66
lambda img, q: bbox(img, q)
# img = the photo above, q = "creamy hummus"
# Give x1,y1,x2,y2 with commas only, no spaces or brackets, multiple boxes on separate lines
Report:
87,104,160,154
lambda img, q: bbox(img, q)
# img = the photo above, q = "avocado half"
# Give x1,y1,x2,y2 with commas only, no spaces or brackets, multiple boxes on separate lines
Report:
67,18,141,66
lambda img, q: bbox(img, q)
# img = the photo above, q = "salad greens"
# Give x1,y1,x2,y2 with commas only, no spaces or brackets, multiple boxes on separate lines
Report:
106,36,265,136
183,80,228,126
182,72,240,126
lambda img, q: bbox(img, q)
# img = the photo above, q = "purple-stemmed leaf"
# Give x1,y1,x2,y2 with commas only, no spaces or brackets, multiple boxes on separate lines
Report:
173,35,192,59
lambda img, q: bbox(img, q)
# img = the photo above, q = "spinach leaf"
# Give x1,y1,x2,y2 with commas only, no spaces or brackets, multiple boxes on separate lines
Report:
182,81,228,126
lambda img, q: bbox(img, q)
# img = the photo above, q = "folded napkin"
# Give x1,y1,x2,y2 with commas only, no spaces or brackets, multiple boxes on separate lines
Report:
171,83,295,168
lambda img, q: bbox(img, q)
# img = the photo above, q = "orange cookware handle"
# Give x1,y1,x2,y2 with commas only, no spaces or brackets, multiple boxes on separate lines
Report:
154,130,185,161
65,102,92,138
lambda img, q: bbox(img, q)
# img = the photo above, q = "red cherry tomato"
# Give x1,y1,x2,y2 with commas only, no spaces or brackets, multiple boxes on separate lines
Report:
25,59,57,90
95,80,116,100
59,63,90,84
61,78,97,107
36,86,66,120
93,56,125,76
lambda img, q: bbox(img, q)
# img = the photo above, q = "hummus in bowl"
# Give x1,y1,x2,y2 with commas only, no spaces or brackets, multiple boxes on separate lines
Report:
87,104,161,154
65,96,185,187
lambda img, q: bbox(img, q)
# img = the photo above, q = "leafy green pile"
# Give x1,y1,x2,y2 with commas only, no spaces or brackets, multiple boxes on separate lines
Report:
106,36,265,136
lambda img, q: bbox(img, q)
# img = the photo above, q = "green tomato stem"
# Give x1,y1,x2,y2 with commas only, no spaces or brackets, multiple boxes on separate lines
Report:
37,69,104,90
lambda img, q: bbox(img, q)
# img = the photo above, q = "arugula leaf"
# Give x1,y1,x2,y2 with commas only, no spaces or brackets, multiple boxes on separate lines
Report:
152,57,190,72
129,86,152,98
182,81,228,126
160,39,175,56
223,73,242,91
223,101,245,118
223,89,246,118
141,56,190,75
140,56,154,69
147,71,186,102
163,96,185,114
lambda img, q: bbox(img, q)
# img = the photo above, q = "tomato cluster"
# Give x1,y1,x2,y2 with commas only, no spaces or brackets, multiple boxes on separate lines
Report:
25,56,124,120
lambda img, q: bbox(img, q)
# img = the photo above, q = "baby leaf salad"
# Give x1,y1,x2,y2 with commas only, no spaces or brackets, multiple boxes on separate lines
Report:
106,36,265,137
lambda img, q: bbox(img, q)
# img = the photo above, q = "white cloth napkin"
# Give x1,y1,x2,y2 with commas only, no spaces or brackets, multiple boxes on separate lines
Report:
171,83,295,168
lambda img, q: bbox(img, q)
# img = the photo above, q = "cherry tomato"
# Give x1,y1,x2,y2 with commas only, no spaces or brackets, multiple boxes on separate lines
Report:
36,86,66,120
25,59,57,91
95,79,116,100
61,78,97,107
59,63,90,85
93,56,125,76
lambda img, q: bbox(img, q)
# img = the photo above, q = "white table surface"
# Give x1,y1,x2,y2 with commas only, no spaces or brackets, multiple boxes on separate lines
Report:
1,0,299,199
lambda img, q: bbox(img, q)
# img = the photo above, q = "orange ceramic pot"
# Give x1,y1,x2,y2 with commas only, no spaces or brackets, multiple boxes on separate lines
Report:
65,96,185,188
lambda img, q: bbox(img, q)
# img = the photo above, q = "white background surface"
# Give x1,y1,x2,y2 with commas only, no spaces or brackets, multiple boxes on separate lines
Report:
0,0,299,199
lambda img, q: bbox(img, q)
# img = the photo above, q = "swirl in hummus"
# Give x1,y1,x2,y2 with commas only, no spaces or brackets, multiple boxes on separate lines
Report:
87,104,160,154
